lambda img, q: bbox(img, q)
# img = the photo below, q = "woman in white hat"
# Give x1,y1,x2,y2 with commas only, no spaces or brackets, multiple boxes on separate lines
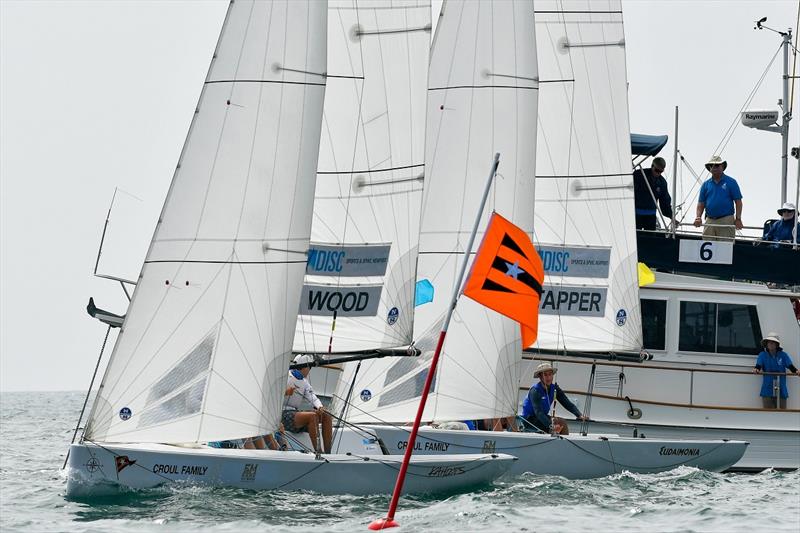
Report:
521,362,587,434
753,332,799,409
282,353,333,453
764,202,799,245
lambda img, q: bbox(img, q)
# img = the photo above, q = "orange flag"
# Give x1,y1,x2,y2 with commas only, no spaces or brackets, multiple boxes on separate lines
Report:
463,212,544,347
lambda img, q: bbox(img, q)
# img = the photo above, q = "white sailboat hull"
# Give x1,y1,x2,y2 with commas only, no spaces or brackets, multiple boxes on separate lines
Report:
327,426,747,479
65,442,515,498
559,392,800,471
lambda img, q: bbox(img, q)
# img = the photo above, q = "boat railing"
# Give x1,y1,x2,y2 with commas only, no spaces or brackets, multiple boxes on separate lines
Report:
640,223,799,249
526,354,800,411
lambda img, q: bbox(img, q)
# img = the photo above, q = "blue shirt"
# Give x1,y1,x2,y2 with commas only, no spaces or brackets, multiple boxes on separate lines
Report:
698,174,742,218
764,216,799,243
522,381,582,430
755,350,795,398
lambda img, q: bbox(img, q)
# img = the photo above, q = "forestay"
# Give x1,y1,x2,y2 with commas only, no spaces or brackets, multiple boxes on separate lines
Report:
345,0,539,424
84,0,327,444
532,0,642,353
293,0,430,355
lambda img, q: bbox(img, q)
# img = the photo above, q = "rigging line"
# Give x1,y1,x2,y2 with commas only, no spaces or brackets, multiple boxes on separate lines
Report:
535,10,623,15
317,162,424,175
144,259,307,265
710,43,782,162
484,72,539,83
560,436,730,470
270,65,326,78
274,461,330,490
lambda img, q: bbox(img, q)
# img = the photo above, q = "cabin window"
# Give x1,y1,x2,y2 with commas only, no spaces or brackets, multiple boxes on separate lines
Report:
716,303,762,355
678,301,762,355
641,299,667,350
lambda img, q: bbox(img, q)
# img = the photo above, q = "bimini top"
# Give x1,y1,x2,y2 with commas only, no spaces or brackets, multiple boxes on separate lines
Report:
631,133,668,157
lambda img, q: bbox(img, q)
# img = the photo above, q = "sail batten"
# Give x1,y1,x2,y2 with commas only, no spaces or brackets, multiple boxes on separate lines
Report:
84,0,328,444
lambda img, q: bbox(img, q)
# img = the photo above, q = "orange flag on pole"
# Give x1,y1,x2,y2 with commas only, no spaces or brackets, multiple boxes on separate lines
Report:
463,212,544,347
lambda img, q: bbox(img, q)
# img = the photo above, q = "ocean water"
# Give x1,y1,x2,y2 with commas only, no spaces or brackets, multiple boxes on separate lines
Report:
1,391,798,533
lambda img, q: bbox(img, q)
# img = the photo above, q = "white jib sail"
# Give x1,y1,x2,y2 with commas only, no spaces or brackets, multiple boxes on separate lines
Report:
345,0,539,424
84,0,327,444
293,0,430,355
531,0,642,353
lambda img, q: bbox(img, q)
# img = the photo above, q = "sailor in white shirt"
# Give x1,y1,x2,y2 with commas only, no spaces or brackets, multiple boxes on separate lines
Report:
282,354,332,453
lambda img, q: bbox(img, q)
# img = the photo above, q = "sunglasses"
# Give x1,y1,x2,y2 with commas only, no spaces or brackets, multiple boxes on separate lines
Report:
652,167,664,173
711,164,723,168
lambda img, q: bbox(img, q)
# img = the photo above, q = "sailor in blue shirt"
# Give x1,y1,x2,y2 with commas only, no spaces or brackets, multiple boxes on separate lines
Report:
694,156,743,241
764,202,800,246
753,332,799,409
522,362,586,434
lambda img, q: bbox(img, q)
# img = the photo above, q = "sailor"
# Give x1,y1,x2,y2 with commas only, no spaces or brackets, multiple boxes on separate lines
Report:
693,155,743,241
283,354,333,453
764,202,800,246
633,157,673,230
753,332,799,409
521,362,587,435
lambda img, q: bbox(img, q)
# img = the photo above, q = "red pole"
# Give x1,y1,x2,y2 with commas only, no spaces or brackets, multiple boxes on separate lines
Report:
368,154,500,530
367,330,447,530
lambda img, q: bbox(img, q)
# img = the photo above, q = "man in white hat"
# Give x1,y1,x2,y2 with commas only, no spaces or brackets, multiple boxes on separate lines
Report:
753,332,799,409
693,155,743,240
521,362,587,434
764,202,799,245
282,354,333,453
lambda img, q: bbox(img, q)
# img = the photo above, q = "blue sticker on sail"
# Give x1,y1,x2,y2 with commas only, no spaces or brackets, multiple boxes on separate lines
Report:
360,389,372,402
415,279,434,306
616,309,627,326
387,307,399,325
119,407,132,421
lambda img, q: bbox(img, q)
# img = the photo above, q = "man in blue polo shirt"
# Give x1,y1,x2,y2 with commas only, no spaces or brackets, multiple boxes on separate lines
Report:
693,155,743,241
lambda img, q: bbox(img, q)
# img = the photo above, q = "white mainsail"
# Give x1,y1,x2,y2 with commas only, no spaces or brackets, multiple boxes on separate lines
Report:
84,0,327,444
293,0,430,355
531,0,642,353
344,0,539,424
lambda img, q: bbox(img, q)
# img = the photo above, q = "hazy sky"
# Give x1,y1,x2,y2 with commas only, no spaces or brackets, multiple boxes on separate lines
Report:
1,0,798,392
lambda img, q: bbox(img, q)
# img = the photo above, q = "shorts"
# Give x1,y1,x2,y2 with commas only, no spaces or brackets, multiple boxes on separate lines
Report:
282,409,305,433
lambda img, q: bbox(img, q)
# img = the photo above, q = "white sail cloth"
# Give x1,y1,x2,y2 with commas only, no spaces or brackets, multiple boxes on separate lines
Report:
343,0,539,424
85,0,327,444
531,0,642,353
293,0,430,355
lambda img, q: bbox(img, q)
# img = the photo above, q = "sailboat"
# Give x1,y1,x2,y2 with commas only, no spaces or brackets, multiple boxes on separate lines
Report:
64,0,515,498
317,0,748,478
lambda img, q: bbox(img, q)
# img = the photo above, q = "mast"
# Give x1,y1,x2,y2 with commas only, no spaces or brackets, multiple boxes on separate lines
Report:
671,106,679,237
781,28,792,204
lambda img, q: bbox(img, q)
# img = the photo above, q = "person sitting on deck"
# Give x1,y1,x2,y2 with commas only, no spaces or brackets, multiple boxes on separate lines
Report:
283,354,332,454
521,362,587,435
764,202,800,247
633,157,673,230
753,332,799,409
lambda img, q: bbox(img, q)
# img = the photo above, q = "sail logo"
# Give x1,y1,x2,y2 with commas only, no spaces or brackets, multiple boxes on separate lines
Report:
387,307,399,325
536,245,611,278
306,243,391,277
360,389,372,402
539,285,607,317
119,407,132,421
299,284,382,317
616,309,627,326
